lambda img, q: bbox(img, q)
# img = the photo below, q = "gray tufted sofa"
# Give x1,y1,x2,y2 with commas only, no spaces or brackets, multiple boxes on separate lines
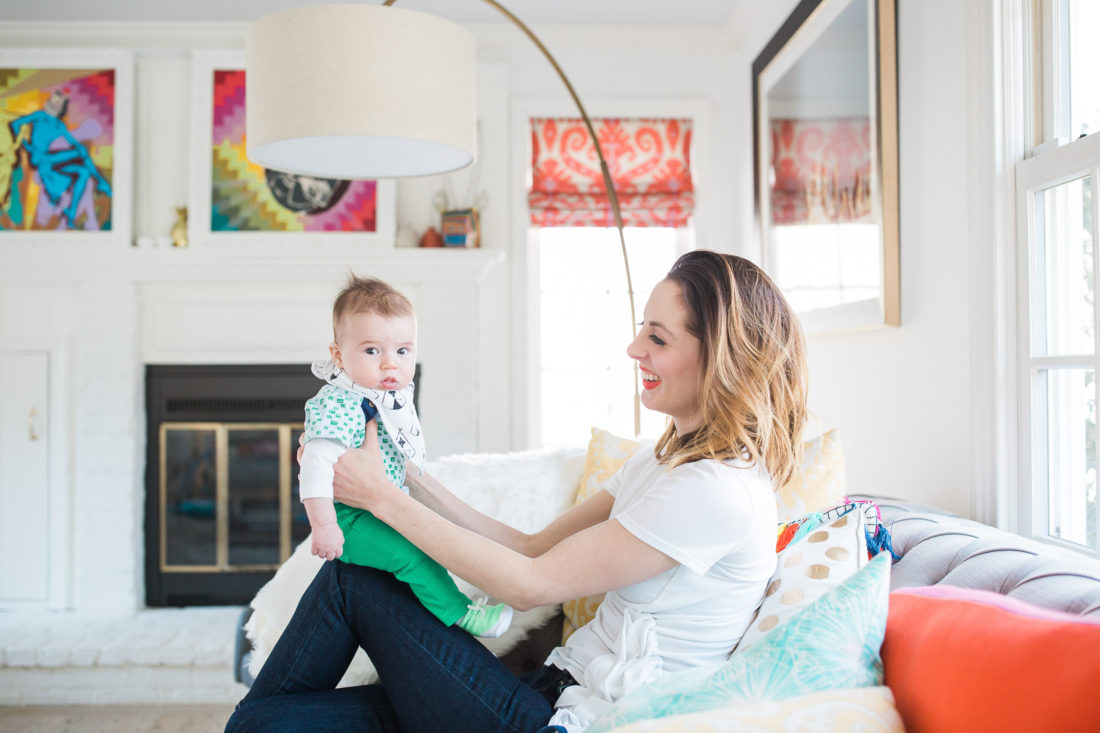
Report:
852,494,1100,619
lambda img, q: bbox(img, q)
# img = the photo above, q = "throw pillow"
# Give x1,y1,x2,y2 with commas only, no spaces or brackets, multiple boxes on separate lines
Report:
596,686,904,733
586,551,892,733
883,585,1100,732
561,427,643,643
733,501,869,653
775,427,847,523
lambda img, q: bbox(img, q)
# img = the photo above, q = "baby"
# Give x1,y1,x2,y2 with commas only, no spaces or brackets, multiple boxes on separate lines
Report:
298,274,512,638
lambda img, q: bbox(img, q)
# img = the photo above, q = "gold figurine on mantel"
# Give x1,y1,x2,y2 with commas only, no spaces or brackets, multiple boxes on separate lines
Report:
171,206,188,248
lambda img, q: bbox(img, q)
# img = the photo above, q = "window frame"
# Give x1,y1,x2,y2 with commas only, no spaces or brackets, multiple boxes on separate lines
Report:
508,97,711,449
1002,0,1100,557
1015,132,1100,557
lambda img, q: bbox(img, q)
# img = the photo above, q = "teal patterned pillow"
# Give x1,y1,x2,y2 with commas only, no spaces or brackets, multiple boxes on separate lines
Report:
586,551,891,733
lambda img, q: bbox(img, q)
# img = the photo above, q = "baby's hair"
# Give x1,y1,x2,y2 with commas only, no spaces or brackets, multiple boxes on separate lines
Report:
332,274,414,340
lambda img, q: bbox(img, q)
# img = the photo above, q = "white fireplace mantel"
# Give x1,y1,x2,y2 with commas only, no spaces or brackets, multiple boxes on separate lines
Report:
0,245,508,615
0,246,504,283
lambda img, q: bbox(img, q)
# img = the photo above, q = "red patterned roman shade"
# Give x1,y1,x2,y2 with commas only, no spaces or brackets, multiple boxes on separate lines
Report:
770,117,872,225
528,117,695,228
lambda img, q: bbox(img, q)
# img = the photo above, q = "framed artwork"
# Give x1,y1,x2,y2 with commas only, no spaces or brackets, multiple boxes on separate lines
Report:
0,48,134,245
188,50,395,248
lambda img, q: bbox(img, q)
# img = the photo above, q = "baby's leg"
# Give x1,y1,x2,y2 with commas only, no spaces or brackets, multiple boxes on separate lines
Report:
336,505,470,627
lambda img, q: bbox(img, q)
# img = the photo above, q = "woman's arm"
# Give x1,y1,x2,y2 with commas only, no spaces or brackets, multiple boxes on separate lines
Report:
333,430,677,611
406,466,615,557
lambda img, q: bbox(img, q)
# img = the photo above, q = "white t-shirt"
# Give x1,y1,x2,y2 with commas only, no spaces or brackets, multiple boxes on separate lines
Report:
545,449,777,731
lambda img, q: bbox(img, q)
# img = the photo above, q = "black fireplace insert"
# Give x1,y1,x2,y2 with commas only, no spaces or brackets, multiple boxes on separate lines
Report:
145,364,319,607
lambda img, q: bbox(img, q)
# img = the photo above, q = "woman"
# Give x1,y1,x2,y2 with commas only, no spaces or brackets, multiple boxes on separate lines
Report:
226,250,808,732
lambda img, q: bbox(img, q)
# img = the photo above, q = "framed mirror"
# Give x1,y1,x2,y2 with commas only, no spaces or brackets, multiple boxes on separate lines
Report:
753,0,899,332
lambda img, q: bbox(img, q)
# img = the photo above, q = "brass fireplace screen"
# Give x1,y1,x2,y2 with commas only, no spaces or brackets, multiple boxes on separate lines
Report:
159,422,310,573
144,363,416,606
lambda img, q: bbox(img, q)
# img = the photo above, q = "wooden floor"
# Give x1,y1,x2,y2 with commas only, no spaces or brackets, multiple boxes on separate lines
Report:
0,705,235,733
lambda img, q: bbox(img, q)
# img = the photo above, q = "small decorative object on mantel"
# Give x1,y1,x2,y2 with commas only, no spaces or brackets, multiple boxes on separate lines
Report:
441,207,479,248
432,168,487,249
171,205,188,248
395,223,418,248
419,226,443,248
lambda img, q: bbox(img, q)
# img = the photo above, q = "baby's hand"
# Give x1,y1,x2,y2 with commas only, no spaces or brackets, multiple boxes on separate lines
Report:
311,522,344,561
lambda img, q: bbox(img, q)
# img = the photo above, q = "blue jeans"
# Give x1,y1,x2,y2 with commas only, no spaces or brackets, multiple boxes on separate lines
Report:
225,561,561,732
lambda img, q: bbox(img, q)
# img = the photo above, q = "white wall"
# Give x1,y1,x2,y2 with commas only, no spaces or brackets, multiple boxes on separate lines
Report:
733,0,973,516
2,0,981,541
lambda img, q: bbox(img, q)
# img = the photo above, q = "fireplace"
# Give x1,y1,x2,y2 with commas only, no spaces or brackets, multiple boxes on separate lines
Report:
144,364,318,606
144,363,424,606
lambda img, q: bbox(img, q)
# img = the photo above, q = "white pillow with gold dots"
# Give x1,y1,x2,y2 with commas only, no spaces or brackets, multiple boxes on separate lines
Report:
733,504,869,654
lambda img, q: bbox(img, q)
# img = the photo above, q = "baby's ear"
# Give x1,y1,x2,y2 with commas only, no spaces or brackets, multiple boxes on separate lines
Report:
328,341,342,367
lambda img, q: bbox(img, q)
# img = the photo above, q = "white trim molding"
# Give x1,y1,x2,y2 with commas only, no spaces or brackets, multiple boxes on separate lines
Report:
968,0,1032,529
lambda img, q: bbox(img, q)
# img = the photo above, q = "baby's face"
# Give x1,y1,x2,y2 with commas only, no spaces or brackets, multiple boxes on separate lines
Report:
331,311,417,392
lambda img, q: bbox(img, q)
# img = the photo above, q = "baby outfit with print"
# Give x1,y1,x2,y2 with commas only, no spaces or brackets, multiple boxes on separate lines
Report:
302,384,413,495
299,359,512,637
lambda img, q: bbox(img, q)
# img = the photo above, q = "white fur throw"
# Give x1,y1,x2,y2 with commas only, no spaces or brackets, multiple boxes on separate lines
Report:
246,446,586,686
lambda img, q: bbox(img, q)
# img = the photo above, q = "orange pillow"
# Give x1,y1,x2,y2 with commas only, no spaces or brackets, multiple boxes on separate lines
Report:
883,587,1100,733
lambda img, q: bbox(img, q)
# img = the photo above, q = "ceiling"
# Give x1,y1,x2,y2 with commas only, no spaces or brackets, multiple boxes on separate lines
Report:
0,0,750,27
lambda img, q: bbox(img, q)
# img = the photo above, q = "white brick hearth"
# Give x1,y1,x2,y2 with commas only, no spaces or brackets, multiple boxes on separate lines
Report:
0,607,246,705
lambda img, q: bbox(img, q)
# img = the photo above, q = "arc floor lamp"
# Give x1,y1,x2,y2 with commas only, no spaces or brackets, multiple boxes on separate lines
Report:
246,1,642,436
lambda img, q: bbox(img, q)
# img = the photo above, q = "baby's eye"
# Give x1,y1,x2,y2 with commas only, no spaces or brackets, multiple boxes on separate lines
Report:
364,347,379,355
397,347,409,356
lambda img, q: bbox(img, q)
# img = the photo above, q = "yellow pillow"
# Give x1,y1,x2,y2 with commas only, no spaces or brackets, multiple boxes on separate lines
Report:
775,428,847,523
561,427,642,643
560,426,847,643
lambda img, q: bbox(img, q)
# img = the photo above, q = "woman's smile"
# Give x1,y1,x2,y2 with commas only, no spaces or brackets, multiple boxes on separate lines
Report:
640,367,662,390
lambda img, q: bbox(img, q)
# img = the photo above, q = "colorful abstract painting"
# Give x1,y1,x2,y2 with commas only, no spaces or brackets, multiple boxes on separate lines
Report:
0,67,116,231
210,69,378,233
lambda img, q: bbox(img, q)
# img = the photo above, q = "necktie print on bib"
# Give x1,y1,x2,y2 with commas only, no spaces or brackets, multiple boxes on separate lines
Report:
380,390,407,410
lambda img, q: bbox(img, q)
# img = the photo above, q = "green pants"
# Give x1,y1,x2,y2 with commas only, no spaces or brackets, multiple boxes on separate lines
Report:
335,502,471,626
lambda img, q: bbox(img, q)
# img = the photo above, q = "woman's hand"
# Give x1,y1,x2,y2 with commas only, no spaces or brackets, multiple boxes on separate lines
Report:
332,420,397,512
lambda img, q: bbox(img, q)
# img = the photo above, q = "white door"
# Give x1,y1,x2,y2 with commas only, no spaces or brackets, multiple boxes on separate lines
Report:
0,351,50,603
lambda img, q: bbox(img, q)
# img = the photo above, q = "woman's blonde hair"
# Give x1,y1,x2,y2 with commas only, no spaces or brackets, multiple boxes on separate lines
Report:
653,250,808,485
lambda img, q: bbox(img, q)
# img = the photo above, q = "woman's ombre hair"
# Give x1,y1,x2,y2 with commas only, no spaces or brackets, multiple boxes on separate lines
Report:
653,250,808,485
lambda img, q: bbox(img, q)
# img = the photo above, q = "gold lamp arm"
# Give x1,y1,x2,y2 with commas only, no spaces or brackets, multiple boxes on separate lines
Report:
383,0,642,436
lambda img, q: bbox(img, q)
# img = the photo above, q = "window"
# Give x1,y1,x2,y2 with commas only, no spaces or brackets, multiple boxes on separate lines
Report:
537,228,688,447
1038,0,1100,142
1016,0,1100,554
527,117,696,448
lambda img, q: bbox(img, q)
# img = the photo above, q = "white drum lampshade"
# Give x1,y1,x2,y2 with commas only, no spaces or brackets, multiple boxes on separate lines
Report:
246,3,477,179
